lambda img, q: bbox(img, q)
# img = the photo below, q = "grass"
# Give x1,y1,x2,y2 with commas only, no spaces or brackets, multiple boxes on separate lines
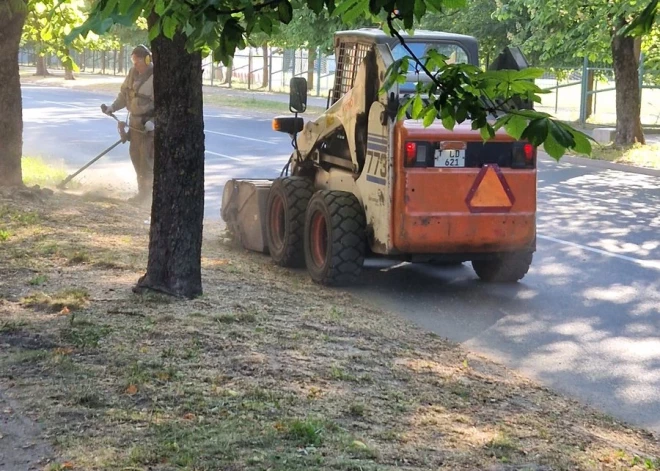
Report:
192,92,325,115
1,184,660,471
586,142,660,169
22,156,70,188
20,287,89,312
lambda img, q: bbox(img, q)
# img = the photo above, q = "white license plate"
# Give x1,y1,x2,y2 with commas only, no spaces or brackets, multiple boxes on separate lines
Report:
434,149,466,168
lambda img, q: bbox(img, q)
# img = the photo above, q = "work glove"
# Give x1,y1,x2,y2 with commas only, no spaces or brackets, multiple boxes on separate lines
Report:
144,120,155,133
101,104,113,115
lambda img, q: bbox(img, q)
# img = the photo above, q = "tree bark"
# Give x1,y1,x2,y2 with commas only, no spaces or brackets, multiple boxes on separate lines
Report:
117,47,125,74
585,69,595,121
0,4,27,187
307,48,315,91
135,19,205,299
262,44,269,89
223,61,233,87
35,54,49,76
611,18,645,146
64,48,75,80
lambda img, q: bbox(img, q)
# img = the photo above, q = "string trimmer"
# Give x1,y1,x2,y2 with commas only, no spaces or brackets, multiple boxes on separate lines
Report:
57,112,129,190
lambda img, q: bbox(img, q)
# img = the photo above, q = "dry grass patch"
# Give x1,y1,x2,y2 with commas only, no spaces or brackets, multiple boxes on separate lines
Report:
585,142,660,169
0,189,659,471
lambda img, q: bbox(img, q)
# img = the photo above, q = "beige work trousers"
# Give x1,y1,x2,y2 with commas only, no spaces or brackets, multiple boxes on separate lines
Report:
128,117,154,198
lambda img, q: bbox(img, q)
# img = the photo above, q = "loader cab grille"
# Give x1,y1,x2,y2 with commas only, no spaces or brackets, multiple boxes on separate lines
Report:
331,42,372,105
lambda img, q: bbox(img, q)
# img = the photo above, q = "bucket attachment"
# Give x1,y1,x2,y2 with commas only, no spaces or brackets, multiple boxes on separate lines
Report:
221,179,274,253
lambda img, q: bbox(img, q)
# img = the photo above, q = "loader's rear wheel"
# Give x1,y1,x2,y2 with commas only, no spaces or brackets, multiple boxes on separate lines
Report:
304,191,366,286
472,252,533,283
266,177,314,267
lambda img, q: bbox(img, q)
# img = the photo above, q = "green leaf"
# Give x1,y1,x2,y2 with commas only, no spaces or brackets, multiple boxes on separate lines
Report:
162,15,178,39
480,124,495,141
521,118,549,146
118,0,134,14
307,0,325,13
414,0,427,20
441,113,456,130
543,131,566,161
423,107,436,127
412,94,423,118
568,128,593,156
504,114,527,140
148,20,161,41
154,0,166,15
332,0,360,17
278,0,293,24
548,120,575,149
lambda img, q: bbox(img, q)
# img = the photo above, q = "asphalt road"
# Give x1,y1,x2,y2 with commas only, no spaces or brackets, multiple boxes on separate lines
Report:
22,85,660,433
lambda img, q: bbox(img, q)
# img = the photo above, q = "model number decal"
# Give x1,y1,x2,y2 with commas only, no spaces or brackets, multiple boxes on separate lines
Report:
366,149,387,179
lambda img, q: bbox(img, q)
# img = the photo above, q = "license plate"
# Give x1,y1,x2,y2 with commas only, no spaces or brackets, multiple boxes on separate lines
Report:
434,149,465,168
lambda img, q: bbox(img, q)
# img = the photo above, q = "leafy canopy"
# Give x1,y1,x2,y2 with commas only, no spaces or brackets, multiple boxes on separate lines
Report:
67,0,619,159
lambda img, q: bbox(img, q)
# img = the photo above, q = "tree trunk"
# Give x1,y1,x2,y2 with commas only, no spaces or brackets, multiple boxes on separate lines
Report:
35,54,49,76
585,69,595,121
307,48,315,91
64,64,75,80
0,4,27,187
101,51,106,74
611,18,645,146
64,48,75,80
135,18,205,299
262,44,269,89
223,62,233,87
117,47,124,74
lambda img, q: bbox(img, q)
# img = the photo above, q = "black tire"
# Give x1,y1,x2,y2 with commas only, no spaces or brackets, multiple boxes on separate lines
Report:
304,191,366,286
266,177,314,267
472,252,533,282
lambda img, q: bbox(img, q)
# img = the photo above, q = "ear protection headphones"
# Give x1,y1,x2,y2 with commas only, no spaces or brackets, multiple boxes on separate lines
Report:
137,44,152,65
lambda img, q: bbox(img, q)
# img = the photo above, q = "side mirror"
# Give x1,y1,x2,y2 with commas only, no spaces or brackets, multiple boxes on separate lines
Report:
289,77,308,114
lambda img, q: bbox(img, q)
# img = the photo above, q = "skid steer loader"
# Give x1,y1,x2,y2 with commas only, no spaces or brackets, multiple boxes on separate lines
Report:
221,29,538,286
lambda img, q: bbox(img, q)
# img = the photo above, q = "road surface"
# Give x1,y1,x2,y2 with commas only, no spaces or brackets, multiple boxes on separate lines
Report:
22,85,660,433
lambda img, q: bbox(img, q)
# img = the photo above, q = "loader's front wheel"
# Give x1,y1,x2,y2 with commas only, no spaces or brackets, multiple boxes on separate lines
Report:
304,191,366,286
472,251,533,283
266,177,314,267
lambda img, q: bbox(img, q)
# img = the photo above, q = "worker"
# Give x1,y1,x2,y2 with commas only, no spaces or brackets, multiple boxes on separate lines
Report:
100,44,154,204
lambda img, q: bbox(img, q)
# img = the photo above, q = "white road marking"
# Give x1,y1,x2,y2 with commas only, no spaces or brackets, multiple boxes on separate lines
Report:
40,100,89,109
205,130,282,143
205,150,243,161
538,235,660,271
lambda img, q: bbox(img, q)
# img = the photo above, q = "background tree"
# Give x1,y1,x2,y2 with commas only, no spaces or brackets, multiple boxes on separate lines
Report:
419,0,529,68
269,2,374,90
496,0,655,146
22,0,88,77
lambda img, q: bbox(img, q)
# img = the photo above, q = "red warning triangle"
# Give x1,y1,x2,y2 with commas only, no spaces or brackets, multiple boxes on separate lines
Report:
465,165,515,213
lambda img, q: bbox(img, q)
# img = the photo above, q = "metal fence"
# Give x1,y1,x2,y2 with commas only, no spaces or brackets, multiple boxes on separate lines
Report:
19,46,660,125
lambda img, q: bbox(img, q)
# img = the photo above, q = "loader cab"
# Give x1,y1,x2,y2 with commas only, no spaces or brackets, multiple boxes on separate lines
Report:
329,29,479,106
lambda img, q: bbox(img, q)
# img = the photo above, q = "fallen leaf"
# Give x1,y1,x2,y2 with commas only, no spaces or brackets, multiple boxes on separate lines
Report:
351,440,367,450
54,347,74,356
59,306,70,316
125,384,138,395
183,413,196,420
62,462,74,469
